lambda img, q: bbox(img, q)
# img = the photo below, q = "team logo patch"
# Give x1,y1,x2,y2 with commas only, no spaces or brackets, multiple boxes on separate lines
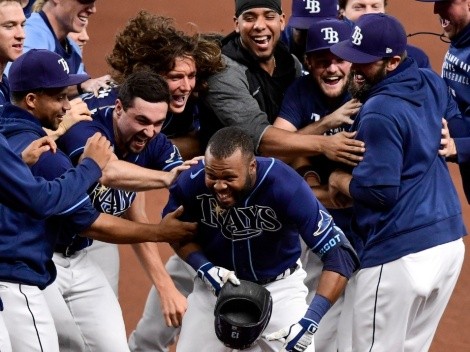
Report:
313,210,333,237
352,26,363,46
304,0,321,13
321,27,339,44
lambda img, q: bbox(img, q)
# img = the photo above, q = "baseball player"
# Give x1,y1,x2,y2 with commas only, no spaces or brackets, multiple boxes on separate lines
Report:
274,18,360,352
22,0,111,96
415,0,470,204
48,69,199,351
338,0,432,68
328,13,466,351
167,126,358,352
281,0,339,74
0,49,197,352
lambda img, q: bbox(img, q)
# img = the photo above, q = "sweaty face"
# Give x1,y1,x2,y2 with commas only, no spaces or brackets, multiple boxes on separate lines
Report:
307,50,351,99
348,60,387,101
163,56,196,114
0,2,25,64
434,0,470,40
234,8,285,62
205,149,256,209
32,88,71,130
56,0,96,37
341,0,385,22
114,97,168,155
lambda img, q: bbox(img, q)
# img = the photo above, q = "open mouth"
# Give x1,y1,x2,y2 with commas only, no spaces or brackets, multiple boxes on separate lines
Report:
354,73,365,85
252,35,271,50
78,16,88,25
323,76,342,86
171,94,188,107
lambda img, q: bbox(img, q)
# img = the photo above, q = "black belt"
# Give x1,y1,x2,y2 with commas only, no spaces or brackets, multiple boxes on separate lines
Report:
54,244,81,257
256,264,299,285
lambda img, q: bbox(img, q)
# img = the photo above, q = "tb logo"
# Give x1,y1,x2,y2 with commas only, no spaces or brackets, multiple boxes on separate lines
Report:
321,27,339,44
304,0,320,13
57,58,70,74
351,26,363,45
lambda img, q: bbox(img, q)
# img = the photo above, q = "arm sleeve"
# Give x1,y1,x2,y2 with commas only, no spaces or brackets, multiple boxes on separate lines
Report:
0,135,101,218
349,181,399,209
204,58,270,150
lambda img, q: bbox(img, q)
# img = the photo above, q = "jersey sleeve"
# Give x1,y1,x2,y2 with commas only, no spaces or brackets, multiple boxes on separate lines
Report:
278,79,306,129
142,134,183,171
58,120,110,165
0,134,101,218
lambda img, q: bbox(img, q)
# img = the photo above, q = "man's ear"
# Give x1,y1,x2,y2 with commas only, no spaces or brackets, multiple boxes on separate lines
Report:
234,16,240,33
386,55,402,72
25,93,37,110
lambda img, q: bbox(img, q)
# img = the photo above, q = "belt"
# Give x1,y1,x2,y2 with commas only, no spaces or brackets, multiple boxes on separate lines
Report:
256,264,299,285
54,244,81,257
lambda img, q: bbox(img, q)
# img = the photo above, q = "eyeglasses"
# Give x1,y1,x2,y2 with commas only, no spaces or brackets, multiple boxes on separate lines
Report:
76,0,96,5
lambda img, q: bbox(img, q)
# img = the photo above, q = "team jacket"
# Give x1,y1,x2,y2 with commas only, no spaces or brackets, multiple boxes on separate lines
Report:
57,107,183,247
164,158,359,282
0,74,10,106
0,105,101,288
349,58,466,268
199,32,300,151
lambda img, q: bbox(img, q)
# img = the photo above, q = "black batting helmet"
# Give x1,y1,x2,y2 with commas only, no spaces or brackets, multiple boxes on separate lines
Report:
214,280,273,350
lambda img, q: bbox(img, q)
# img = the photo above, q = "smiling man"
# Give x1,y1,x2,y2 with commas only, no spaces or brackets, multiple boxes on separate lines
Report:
0,0,25,104
168,126,358,352
23,0,110,96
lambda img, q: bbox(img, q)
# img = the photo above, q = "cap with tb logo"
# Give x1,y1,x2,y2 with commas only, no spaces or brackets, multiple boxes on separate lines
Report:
305,18,352,54
9,49,90,92
330,13,407,64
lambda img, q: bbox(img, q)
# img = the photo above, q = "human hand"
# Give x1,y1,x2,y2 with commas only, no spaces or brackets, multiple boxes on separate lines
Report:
158,206,197,243
21,136,57,166
439,118,457,158
158,285,188,327
264,318,316,352
197,262,240,296
82,132,113,170
322,99,361,131
328,169,353,208
321,131,365,166
79,75,114,97
167,156,205,186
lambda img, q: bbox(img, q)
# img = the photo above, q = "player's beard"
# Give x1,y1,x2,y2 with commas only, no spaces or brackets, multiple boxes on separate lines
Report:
214,171,255,209
348,64,387,102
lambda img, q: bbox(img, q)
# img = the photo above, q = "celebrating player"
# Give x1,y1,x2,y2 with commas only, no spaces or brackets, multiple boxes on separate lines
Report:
166,126,358,352
0,49,197,352
328,13,466,350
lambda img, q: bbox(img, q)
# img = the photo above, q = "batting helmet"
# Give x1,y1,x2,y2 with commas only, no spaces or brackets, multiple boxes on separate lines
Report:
214,280,273,350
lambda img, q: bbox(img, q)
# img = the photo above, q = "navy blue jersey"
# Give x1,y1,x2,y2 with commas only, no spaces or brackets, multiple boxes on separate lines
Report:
58,106,183,219
278,75,356,245
349,58,466,268
82,85,199,138
164,157,355,282
0,104,99,288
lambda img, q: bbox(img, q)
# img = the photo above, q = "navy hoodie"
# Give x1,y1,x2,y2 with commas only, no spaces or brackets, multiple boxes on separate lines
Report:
349,58,466,268
0,104,99,288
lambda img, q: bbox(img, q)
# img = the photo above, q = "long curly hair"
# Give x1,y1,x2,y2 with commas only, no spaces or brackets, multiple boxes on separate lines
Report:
106,11,225,93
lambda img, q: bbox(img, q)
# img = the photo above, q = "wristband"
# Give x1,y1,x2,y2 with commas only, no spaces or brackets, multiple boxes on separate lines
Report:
302,294,332,332
186,250,210,271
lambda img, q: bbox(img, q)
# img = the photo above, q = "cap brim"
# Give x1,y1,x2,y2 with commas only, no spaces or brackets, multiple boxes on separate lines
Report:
46,74,90,89
288,17,319,30
330,40,382,64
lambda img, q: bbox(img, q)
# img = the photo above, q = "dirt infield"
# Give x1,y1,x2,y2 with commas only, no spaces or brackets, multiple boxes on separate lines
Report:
85,1,470,350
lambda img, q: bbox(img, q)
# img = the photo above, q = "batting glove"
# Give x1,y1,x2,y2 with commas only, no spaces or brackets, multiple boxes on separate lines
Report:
264,294,331,352
197,262,240,296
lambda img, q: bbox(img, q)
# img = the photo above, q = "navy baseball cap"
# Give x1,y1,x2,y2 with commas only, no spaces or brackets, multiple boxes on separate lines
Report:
305,18,352,54
288,0,339,29
9,49,89,92
330,13,407,64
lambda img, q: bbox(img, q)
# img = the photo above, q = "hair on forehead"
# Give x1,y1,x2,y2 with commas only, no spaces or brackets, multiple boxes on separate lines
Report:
338,0,388,10
207,126,255,159
117,70,170,110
